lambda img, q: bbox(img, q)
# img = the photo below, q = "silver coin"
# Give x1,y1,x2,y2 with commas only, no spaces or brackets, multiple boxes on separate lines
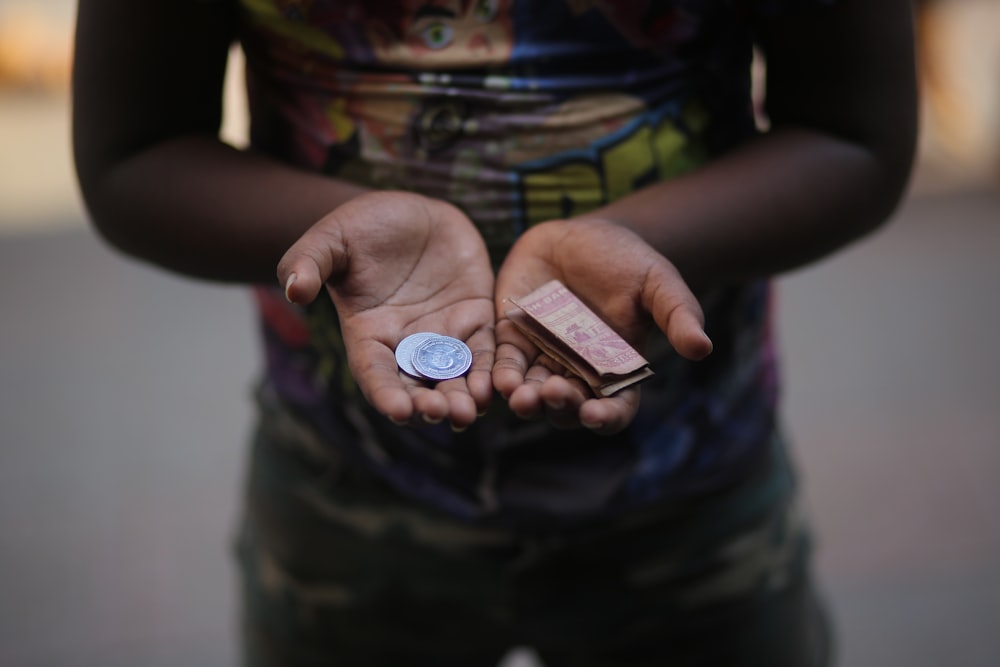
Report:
411,335,473,380
395,332,437,378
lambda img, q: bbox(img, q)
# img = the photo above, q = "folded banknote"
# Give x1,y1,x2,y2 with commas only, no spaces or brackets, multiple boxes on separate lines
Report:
506,279,653,396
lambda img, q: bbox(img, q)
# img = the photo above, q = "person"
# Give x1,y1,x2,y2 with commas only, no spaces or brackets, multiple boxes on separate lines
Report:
72,0,917,665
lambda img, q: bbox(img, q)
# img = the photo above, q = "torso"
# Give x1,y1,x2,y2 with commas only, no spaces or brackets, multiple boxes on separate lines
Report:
240,0,780,525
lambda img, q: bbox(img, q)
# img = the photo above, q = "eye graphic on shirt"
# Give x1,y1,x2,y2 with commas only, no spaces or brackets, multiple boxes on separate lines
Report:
372,0,513,66
420,21,455,49
473,0,499,22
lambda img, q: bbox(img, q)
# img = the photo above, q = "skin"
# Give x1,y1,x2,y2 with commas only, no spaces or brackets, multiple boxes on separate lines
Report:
73,0,917,433
279,191,496,429
490,219,713,433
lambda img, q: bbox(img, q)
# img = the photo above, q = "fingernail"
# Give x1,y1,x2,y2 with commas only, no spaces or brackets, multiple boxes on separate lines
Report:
422,414,443,425
389,416,408,426
690,331,713,359
546,399,565,410
284,273,297,303
450,423,468,433
582,418,603,430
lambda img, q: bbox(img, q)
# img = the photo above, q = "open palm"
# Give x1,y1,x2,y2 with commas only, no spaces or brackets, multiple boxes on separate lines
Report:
494,219,712,434
278,191,496,429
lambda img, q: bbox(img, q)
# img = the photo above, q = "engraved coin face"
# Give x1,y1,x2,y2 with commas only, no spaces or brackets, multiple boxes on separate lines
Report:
411,335,473,380
395,332,437,378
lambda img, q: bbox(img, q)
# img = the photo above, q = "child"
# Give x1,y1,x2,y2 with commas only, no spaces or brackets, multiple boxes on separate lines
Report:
73,0,917,664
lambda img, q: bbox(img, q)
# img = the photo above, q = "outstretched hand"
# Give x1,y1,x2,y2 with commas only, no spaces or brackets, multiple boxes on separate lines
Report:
277,191,496,429
493,219,712,434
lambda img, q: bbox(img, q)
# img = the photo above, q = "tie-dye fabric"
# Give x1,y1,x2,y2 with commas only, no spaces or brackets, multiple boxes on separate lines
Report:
239,0,824,525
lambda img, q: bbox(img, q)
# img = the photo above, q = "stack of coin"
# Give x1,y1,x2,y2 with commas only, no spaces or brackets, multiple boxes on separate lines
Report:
395,333,473,381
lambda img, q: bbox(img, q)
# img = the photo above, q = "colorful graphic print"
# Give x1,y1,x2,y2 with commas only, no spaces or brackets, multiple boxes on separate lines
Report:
238,0,786,520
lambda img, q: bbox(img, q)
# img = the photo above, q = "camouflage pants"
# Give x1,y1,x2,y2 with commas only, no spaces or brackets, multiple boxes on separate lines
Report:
237,391,833,666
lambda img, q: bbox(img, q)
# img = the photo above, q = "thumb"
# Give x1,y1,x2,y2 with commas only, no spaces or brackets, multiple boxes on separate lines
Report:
642,261,713,361
276,219,349,305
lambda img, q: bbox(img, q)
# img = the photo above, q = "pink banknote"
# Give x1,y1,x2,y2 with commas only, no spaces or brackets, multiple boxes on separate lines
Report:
506,279,653,396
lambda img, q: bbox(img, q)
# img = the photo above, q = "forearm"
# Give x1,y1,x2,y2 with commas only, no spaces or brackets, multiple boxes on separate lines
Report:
584,126,913,293
581,0,917,294
71,0,371,284
81,136,368,284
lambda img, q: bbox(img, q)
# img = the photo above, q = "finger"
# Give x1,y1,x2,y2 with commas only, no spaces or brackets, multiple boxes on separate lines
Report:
435,379,479,431
643,264,713,360
492,343,529,401
577,388,642,435
492,318,538,400
276,218,348,305
537,374,590,430
409,386,451,425
507,359,559,420
347,340,416,423
409,326,494,429
665,306,714,360
464,327,496,414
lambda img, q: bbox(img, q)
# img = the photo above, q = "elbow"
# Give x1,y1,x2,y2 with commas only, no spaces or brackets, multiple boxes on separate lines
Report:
867,99,919,221
868,111,919,230
73,158,131,255
73,146,159,264
72,126,131,254
810,102,920,241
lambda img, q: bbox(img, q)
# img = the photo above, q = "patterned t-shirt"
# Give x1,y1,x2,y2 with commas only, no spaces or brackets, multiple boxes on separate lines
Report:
238,0,826,526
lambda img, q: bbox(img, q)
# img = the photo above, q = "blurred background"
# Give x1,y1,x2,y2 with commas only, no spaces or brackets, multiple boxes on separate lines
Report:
1,0,998,665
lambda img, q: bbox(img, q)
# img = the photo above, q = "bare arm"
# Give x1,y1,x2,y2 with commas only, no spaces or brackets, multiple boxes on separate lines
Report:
579,0,918,293
73,0,501,426
72,0,367,283
492,0,918,432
